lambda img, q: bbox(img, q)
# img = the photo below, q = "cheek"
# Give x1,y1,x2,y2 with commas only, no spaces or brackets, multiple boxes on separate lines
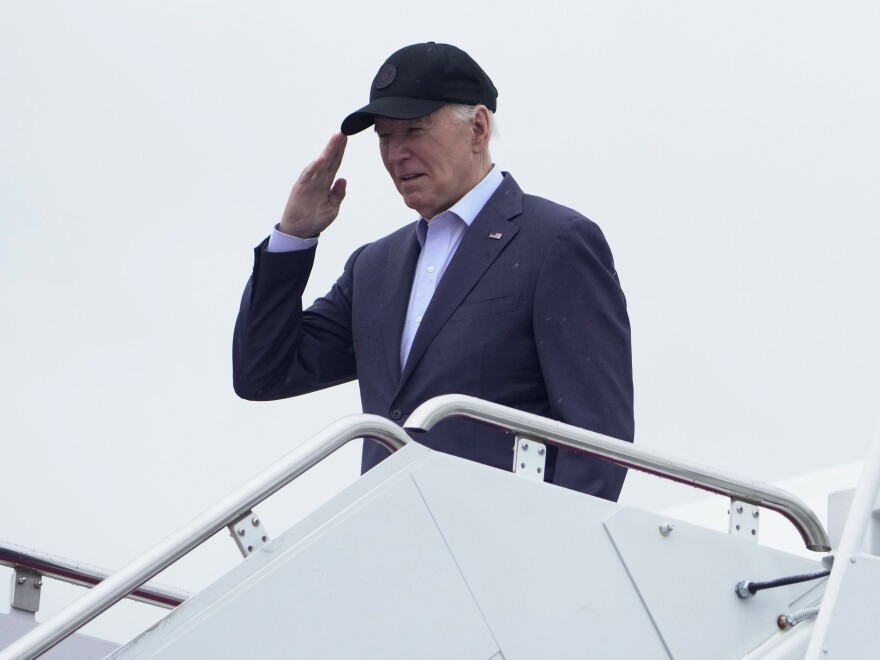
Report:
380,153,397,181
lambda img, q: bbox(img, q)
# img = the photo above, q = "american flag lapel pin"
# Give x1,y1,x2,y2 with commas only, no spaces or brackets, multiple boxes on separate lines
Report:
488,231,503,240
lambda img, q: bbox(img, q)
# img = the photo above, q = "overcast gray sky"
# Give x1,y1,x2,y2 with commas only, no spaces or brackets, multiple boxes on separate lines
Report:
2,0,879,643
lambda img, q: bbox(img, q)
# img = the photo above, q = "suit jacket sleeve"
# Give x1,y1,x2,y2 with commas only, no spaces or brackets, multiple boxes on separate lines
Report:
534,218,634,499
232,239,362,400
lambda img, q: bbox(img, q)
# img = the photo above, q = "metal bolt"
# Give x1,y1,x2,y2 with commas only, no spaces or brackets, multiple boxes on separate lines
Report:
752,510,760,518
33,580,42,590
735,581,754,599
538,447,545,456
736,524,741,531
751,529,757,536
251,517,260,526
521,441,529,450
238,528,246,536
537,467,542,474
736,505,744,514
16,576,27,585
659,523,675,536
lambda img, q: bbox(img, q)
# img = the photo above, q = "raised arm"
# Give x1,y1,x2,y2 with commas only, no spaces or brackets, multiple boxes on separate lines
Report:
233,133,359,401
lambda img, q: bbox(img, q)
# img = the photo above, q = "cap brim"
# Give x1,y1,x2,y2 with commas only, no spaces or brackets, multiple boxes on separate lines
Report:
341,97,447,135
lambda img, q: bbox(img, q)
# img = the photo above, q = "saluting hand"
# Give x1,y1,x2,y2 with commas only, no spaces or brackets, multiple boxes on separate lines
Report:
278,133,348,239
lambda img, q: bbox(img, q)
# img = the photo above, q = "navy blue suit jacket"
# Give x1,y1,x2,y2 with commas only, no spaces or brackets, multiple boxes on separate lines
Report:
233,173,634,500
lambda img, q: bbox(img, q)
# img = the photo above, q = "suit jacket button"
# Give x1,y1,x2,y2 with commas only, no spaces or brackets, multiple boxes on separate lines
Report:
390,409,402,420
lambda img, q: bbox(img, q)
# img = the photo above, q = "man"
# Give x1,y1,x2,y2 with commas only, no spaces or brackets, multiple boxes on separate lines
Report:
233,42,634,500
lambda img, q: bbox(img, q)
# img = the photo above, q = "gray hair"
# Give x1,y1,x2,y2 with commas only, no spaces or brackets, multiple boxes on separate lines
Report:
448,103,498,141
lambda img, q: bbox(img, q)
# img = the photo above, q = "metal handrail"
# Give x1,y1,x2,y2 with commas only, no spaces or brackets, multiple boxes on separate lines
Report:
405,394,831,553
0,540,191,609
0,414,412,660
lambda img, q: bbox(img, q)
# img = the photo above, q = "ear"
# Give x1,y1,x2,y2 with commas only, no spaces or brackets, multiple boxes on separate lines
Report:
471,105,492,153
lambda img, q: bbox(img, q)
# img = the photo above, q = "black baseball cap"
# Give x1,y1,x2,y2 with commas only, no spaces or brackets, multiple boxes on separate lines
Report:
341,42,498,136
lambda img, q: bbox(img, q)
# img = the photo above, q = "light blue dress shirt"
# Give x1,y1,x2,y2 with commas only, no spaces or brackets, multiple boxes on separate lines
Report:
267,166,504,371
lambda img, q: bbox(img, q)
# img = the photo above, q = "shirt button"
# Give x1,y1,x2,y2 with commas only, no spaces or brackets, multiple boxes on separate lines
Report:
427,265,435,273
415,315,422,323
390,409,402,420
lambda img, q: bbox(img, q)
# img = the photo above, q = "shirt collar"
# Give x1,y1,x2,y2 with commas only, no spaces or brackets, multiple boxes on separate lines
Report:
415,166,504,247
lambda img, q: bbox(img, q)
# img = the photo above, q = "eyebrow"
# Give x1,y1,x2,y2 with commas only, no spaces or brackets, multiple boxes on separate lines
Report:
374,116,433,135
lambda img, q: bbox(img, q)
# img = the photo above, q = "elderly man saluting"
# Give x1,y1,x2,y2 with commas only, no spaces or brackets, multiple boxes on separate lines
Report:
233,42,634,501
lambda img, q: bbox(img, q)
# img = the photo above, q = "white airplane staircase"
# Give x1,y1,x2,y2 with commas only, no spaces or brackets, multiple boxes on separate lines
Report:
3,395,878,659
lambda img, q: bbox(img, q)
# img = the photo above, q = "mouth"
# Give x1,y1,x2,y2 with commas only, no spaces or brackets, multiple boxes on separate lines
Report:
398,173,425,184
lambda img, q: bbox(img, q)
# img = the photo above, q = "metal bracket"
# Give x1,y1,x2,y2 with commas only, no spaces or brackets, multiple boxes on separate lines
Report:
513,436,546,482
11,568,42,613
227,510,270,558
729,499,760,542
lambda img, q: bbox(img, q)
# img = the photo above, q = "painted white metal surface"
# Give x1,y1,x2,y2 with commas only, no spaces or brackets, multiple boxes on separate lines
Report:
107,445,499,660
0,611,116,660
101,440,831,660
5,397,848,658
605,507,823,659
740,618,815,659
409,452,668,659
810,555,880,658
0,415,412,660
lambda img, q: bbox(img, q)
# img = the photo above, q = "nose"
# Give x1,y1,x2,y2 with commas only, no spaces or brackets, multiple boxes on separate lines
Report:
384,135,411,164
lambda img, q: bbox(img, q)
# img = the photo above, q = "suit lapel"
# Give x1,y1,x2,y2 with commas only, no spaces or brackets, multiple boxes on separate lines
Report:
398,174,523,390
381,225,421,383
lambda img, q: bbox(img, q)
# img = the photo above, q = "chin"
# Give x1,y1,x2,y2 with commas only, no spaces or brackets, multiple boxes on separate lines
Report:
402,196,427,217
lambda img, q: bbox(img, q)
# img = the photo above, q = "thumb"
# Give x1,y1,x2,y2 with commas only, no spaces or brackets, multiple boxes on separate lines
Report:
329,178,347,207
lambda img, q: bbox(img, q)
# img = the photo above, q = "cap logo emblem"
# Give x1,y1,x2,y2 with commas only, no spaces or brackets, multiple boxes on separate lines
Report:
374,63,397,90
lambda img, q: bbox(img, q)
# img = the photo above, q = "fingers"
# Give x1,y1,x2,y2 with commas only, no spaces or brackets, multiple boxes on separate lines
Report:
297,133,347,186
322,132,347,175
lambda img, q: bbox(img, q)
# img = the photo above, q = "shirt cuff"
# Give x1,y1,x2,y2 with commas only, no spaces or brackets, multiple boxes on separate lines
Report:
267,225,319,253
